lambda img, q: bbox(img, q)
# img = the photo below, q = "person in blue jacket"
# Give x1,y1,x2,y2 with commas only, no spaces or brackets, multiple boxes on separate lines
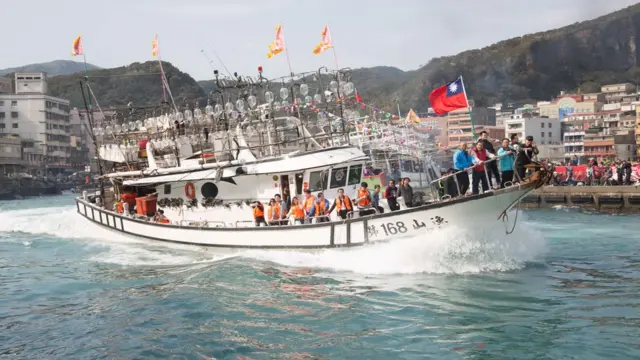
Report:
453,143,474,196
496,138,515,188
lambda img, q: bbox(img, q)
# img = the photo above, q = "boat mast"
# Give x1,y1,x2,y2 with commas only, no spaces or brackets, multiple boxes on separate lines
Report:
78,77,105,201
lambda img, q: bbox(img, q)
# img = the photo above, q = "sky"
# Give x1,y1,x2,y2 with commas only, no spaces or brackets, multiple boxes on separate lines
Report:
2,0,638,80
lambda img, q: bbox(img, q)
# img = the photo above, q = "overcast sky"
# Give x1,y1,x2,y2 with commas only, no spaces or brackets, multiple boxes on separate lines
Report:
2,0,638,80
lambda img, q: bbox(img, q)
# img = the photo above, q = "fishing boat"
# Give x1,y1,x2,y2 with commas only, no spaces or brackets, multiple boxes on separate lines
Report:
74,66,552,249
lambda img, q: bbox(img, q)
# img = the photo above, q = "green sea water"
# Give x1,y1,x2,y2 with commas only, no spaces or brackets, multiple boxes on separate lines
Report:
1,195,639,359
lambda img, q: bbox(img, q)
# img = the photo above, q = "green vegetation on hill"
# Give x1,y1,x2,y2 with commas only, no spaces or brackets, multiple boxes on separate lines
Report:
47,61,205,107
0,60,100,77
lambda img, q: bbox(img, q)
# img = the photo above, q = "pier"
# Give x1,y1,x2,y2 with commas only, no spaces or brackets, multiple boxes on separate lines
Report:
520,186,640,211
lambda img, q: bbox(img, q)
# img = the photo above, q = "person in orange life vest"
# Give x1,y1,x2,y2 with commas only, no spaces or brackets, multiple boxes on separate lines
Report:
327,188,353,220
470,140,496,195
266,198,281,226
310,192,331,223
355,182,376,216
250,200,267,227
302,189,316,224
154,209,170,224
286,196,306,225
273,194,288,225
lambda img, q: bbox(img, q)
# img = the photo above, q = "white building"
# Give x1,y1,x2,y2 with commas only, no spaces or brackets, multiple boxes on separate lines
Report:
0,73,71,171
504,114,562,145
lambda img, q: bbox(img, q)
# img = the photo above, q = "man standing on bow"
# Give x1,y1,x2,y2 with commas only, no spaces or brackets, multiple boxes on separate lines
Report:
479,131,501,188
514,135,539,181
453,143,473,196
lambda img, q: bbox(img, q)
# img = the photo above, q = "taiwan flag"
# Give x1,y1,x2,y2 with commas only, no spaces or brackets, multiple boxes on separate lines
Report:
428,77,469,115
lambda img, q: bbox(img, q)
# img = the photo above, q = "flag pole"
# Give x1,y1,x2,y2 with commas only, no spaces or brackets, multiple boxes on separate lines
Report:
154,34,168,104
81,53,93,107
459,75,476,141
281,26,294,77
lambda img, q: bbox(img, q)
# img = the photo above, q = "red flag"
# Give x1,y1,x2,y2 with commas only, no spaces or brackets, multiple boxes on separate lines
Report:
428,77,468,115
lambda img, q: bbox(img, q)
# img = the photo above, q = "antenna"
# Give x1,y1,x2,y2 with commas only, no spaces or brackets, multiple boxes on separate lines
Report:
201,49,233,78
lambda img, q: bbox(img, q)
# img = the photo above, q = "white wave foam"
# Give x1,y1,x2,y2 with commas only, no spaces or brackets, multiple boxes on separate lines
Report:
241,212,547,275
0,204,238,266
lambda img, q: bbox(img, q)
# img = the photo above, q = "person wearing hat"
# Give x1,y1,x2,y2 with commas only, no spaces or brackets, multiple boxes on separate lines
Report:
514,135,539,180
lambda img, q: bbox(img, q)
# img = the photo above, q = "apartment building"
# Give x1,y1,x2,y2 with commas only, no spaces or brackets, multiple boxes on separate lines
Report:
0,73,72,172
446,106,496,146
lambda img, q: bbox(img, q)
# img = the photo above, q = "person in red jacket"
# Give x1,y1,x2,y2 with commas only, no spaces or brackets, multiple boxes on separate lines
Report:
470,140,495,195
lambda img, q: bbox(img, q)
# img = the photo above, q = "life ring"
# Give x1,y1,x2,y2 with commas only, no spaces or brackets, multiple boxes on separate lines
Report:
185,182,196,199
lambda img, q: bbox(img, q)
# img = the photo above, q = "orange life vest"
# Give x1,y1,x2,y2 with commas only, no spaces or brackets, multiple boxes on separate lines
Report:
315,200,328,216
157,218,170,224
291,204,305,219
253,203,265,218
335,195,352,211
268,204,281,221
357,188,371,207
303,196,315,212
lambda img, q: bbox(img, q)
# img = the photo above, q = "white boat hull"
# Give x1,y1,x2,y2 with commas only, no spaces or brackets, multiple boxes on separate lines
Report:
75,183,535,249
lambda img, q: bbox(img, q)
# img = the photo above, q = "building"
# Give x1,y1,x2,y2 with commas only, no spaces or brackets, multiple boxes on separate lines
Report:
0,77,11,94
0,73,72,173
504,114,561,145
565,110,637,162
0,135,26,174
446,106,496,146
538,93,604,120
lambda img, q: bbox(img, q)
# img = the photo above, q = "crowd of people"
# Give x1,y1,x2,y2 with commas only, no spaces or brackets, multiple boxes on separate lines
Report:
549,158,637,186
250,178,419,226
440,131,538,197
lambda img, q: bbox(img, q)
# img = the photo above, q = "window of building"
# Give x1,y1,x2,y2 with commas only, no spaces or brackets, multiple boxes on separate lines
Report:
11,101,17,106
548,132,552,138
329,167,348,188
11,112,17,118
12,123,18,129
308,170,328,192
0,123,5,129
541,141,545,145
0,101,4,106
0,112,4,119
347,164,363,186
541,132,545,138
548,122,552,128
541,122,545,128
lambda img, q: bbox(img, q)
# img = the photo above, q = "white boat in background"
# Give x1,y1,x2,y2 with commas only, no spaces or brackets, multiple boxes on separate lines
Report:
74,65,552,248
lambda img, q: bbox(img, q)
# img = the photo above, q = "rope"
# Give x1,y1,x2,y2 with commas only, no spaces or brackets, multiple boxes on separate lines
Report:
500,205,520,235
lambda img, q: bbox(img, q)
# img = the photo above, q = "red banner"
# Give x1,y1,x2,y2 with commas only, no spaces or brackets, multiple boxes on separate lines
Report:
554,165,640,183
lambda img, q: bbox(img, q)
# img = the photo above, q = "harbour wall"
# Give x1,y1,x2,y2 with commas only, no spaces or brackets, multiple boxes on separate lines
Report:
520,186,640,211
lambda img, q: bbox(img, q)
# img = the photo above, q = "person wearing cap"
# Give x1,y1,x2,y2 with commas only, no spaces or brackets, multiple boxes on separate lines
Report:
302,189,316,224
514,135,539,180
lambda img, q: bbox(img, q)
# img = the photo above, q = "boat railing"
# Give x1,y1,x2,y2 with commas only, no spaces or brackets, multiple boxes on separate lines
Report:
346,205,381,219
428,150,521,201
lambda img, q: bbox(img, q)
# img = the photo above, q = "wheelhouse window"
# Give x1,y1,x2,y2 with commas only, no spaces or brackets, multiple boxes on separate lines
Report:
347,164,363,186
163,184,171,194
308,170,328,192
329,167,348,188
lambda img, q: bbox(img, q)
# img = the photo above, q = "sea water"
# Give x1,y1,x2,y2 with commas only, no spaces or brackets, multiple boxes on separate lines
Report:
1,195,639,359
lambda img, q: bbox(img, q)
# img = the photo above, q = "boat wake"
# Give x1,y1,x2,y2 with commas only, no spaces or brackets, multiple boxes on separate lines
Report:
0,204,547,274
241,214,547,274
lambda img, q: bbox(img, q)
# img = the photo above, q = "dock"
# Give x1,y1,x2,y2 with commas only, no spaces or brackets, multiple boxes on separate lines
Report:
521,186,640,211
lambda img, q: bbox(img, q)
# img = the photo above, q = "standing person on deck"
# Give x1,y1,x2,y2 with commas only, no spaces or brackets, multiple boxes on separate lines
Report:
514,135,539,181
398,177,414,207
302,189,316,224
497,138,515,188
470,140,495,195
384,179,400,211
355,182,375,216
372,184,384,214
479,131,501,188
453,143,473,196
250,200,267,227
327,188,353,219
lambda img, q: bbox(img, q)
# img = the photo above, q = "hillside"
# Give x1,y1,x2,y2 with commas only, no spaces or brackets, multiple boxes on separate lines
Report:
47,61,205,107
0,60,100,77
351,3,640,112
